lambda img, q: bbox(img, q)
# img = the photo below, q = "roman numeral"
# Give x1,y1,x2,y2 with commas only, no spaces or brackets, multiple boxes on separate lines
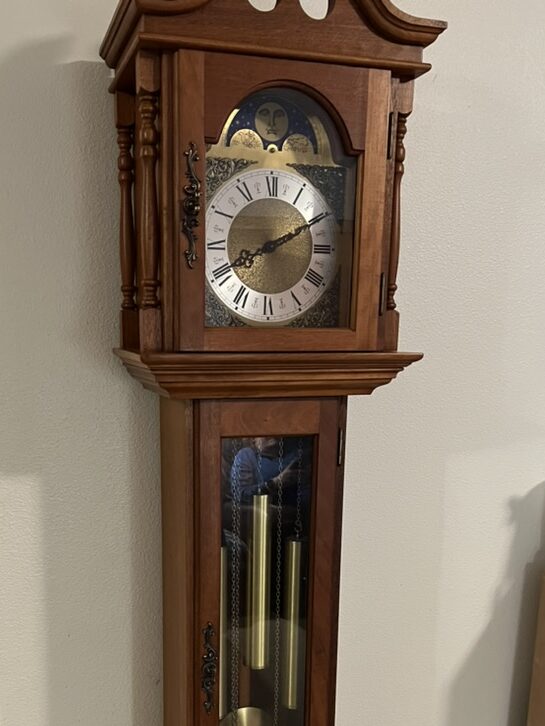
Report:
233,285,249,308
313,244,331,254
263,296,273,316
291,291,302,308
212,263,232,286
293,187,304,205
236,182,253,203
207,239,227,251
215,210,234,220
304,268,324,287
309,212,327,225
266,175,278,197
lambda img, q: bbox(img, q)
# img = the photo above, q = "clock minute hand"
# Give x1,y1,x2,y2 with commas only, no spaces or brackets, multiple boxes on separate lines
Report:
231,211,330,270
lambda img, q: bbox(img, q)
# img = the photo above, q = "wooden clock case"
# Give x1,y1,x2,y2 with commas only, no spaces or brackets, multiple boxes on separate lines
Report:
100,2,445,725
101,0,445,400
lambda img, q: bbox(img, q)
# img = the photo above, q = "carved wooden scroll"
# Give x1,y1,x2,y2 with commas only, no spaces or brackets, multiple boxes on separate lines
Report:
387,111,410,312
138,90,160,310
117,120,136,311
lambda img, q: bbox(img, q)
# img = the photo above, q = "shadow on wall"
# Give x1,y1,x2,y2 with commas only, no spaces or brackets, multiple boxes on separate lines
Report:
447,482,545,726
0,40,161,726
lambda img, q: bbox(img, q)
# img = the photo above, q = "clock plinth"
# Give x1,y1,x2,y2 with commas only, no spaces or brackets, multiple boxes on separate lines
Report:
115,349,423,399
101,1,445,724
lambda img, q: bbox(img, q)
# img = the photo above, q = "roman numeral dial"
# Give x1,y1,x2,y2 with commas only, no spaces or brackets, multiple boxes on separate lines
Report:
205,168,338,325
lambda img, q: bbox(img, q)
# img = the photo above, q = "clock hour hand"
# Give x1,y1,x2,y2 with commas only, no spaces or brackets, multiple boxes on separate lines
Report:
230,211,330,270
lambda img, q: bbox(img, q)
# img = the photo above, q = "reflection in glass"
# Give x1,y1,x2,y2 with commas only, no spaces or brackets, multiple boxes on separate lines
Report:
220,436,313,726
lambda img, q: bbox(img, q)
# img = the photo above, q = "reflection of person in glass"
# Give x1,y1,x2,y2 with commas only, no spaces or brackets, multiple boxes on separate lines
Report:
223,437,310,553
232,437,299,501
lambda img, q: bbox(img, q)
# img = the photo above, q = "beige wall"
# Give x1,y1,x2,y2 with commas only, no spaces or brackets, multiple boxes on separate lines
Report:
1,1,544,725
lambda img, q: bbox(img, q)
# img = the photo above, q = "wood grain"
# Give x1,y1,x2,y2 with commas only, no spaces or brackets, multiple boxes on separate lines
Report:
194,400,222,725
114,349,422,398
175,50,205,351
116,92,140,350
204,53,370,153
160,398,195,726
160,53,175,351
101,0,446,72
306,398,346,726
195,398,346,724
136,51,162,350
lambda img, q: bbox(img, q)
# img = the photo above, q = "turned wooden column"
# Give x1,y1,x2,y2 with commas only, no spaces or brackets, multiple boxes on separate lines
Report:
384,108,411,351
136,51,162,352
116,92,138,349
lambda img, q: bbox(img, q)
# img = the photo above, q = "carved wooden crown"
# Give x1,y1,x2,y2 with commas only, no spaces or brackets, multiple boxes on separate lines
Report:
101,0,446,81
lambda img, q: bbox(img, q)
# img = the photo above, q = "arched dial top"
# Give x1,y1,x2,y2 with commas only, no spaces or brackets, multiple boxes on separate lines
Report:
205,168,337,325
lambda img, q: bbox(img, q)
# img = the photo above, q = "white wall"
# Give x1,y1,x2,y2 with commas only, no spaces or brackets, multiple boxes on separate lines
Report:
1,2,544,725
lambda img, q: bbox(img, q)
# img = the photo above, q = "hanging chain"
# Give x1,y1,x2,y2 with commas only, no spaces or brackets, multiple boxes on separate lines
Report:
295,437,304,540
230,441,241,726
256,438,263,493
273,437,284,726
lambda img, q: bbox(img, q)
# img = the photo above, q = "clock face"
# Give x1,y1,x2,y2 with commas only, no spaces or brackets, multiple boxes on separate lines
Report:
205,168,337,325
204,86,357,329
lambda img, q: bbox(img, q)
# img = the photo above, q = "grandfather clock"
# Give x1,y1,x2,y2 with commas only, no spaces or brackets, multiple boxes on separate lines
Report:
100,2,446,725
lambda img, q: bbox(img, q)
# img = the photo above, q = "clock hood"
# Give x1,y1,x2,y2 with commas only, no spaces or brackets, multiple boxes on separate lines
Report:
101,0,446,83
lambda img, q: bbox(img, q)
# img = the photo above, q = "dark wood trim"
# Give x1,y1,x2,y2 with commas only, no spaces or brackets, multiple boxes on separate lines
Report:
203,53,370,154
160,53,175,351
114,349,422,398
384,80,413,351
194,397,345,725
136,51,162,351
116,92,137,313
306,398,346,726
160,398,195,726
116,92,140,350
355,0,447,47
175,50,205,351
100,0,446,70
194,400,222,725
108,32,433,94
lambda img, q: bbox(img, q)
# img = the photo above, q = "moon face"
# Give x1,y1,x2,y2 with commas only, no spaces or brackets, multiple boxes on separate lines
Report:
255,103,289,143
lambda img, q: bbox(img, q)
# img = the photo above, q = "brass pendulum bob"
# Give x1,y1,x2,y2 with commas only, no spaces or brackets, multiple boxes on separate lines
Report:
281,537,303,710
247,493,271,670
220,707,272,726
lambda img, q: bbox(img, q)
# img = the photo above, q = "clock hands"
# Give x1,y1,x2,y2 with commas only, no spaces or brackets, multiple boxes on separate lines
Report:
230,211,331,270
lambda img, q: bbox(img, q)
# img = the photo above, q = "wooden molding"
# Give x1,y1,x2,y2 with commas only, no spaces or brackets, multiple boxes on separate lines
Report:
358,0,447,47
114,349,423,398
100,0,446,70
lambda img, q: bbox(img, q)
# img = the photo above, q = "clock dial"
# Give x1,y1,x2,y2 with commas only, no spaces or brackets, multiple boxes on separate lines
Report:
205,86,357,329
206,169,337,325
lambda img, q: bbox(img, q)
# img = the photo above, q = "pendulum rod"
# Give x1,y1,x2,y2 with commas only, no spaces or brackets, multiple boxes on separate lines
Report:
282,438,304,710
248,438,271,671
273,438,285,726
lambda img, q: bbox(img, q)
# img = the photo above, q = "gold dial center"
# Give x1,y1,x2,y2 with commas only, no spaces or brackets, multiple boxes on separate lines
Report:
227,199,312,294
